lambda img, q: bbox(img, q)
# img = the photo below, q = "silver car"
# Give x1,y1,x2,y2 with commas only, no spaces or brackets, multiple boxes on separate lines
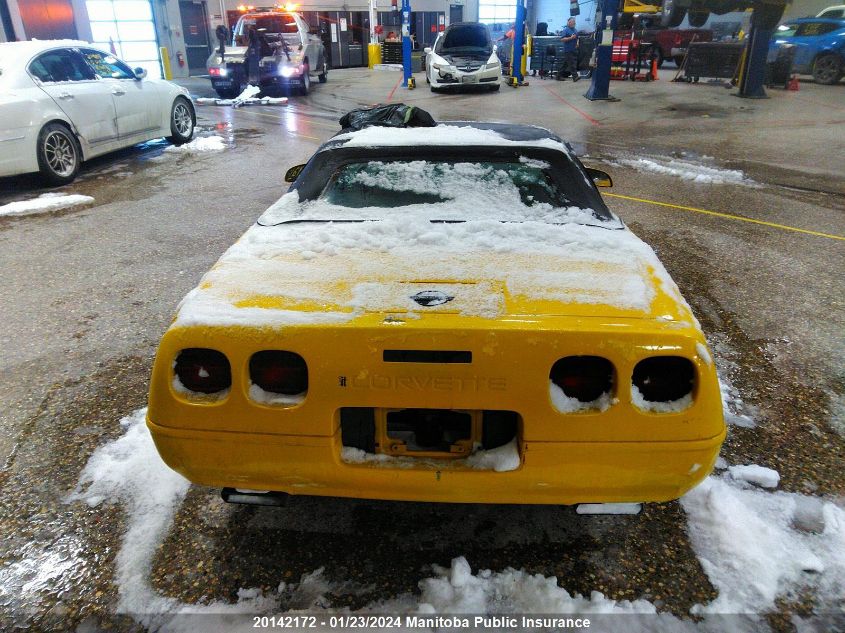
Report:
0,40,194,184
424,23,502,93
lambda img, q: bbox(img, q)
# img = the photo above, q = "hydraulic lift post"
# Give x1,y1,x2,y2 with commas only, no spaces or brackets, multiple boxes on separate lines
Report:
511,0,526,85
585,0,620,101
737,18,775,98
402,0,413,87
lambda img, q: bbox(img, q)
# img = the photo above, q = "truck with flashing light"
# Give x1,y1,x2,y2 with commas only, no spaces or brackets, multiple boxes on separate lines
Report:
207,8,327,97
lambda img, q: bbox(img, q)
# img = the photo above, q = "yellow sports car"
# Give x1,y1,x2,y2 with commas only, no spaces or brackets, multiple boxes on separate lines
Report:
147,121,725,506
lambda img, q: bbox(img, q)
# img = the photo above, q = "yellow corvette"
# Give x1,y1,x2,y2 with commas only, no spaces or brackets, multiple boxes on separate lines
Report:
147,121,725,506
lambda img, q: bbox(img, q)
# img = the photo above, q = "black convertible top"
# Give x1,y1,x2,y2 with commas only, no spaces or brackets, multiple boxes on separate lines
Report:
321,120,569,153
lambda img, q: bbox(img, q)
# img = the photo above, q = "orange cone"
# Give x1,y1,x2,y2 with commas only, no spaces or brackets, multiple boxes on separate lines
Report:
787,74,799,91
651,56,659,81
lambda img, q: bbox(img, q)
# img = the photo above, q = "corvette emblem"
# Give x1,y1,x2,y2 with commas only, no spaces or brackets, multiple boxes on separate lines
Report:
411,290,455,307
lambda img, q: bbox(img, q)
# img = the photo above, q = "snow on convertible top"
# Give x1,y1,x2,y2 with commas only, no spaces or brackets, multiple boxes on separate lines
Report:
330,123,572,152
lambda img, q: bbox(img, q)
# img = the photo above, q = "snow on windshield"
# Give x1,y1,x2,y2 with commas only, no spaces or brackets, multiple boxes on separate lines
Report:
259,160,614,227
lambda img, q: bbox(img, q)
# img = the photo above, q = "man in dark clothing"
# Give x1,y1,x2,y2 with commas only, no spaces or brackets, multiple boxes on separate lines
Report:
558,17,580,81
246,25,262,85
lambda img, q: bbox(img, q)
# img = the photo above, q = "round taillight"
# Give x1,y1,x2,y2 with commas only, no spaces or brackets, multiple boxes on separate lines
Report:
174,348,231,394
550,356,614,402
250,351,308,395
632,356,695,402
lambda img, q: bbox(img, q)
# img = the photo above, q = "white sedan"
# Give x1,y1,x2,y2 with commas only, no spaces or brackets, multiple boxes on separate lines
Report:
0,40,195,184
424,23,501,92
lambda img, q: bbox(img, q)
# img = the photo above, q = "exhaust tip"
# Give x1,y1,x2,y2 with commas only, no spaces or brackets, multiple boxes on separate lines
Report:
221,487,290,506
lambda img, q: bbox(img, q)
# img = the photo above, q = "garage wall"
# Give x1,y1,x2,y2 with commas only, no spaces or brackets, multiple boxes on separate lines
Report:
533,0,596,33
214,0,474,23
782,0,833,19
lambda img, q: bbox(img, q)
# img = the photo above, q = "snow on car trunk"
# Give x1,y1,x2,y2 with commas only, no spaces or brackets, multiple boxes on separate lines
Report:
173,215,694,328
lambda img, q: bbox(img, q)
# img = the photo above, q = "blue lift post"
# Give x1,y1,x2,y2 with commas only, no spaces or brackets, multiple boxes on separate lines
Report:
737,19,775,98
511,0,527,85
401,0,413,88
585,0,620,101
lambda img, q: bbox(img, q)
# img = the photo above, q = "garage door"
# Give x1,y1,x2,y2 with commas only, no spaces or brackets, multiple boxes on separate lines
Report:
86,0,162,78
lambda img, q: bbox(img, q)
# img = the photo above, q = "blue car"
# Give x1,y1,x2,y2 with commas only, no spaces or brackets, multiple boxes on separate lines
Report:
769,17,845,84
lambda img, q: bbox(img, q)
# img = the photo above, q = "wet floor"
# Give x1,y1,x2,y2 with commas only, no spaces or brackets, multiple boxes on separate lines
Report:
0,68,843,632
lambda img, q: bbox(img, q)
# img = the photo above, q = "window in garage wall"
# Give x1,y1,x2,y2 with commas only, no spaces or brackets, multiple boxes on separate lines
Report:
85,0,162,78
478,0,516,25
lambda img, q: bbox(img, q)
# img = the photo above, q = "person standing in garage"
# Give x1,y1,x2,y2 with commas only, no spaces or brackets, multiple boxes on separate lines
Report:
246,25,262,86
558,17,580,82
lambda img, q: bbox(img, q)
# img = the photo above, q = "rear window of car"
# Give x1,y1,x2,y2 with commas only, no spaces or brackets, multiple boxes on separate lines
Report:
322,160,569,209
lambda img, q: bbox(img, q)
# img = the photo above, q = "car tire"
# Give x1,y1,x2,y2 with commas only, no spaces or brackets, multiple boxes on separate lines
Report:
812,53,843,85
167,97,195,145
661,0,686,27
318,59,328,83
431,84,443,93
687,8,709,27
36,122,81,186
299,63,311,95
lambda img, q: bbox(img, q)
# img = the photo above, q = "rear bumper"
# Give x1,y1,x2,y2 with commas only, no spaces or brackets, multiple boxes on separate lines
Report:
148,417,725,504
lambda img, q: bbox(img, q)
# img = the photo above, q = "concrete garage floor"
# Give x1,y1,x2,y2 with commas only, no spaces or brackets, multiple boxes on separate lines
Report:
0,67,843,631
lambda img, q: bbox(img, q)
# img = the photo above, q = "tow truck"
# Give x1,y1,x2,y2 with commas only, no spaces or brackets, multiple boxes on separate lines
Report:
207,7,327,98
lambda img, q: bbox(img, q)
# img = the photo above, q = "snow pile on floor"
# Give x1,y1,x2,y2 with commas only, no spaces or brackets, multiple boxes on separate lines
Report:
718,375,756,428
385,556,660,615
710,337,757,428
615,156,754,186
163,135,226,154
681,472,845,616
67,409,190,623
69,409,845,631
196,96,288,107
0,192,94,217
727,464,780,489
